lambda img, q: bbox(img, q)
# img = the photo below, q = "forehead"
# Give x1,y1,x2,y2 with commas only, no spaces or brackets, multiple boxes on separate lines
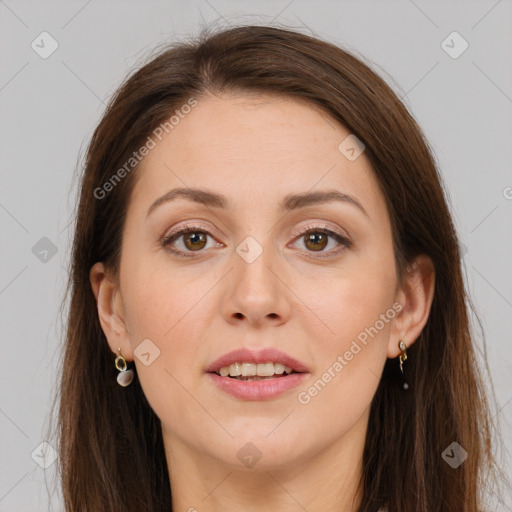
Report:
129,93,386,221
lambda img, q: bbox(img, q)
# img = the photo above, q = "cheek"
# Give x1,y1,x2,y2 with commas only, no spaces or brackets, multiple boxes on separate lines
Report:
293,287,391,440
120,272,212,429
122,254,222,352
294,255,396,349
122,263,208,340
292,260,395,411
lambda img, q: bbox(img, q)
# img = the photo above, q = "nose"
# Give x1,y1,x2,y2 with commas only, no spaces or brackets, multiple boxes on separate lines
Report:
220,244,291,328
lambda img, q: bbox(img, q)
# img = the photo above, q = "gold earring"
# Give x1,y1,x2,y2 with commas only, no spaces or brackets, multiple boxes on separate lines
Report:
399,339,407,373
398,339,409,390
115,347,134,387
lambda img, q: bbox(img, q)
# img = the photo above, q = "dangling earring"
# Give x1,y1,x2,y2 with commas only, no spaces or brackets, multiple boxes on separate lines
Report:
115,347,134,387
398,339,409,390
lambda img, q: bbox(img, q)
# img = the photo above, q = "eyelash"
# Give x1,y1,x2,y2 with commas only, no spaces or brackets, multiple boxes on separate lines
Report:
160,223,352,259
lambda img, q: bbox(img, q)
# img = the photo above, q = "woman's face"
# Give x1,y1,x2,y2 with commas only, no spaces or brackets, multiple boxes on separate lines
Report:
96,93,409,471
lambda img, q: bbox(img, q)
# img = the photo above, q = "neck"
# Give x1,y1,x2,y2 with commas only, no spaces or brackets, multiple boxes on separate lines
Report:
163,409,369,512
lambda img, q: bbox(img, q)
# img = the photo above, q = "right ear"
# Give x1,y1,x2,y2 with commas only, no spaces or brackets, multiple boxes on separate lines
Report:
89,262,133,360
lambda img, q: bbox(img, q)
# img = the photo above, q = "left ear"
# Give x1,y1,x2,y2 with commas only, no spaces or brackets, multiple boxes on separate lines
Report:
388,254,435,358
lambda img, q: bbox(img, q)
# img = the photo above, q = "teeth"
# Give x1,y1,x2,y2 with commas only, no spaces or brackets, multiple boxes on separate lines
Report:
242,363,257,376
217,362,294,377
230,362,242,376
274,363,286,375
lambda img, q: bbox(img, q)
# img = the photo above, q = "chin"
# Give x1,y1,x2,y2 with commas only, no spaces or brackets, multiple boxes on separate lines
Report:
206,430,312,471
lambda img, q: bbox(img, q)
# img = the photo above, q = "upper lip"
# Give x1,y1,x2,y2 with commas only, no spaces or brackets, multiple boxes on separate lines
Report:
205,348,310,374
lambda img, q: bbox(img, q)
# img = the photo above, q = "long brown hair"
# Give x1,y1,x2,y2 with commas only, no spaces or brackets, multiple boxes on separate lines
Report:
48,24,507,511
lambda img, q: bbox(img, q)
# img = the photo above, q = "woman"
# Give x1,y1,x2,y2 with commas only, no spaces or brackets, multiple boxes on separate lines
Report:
53,24,506,511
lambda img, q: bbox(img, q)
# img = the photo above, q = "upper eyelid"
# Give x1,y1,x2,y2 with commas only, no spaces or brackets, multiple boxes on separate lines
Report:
162,222,348,238
162,222,222,241
162,223,351,246
290,222,348,238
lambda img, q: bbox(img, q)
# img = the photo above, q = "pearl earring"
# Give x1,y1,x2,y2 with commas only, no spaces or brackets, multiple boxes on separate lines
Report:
115,347,134,387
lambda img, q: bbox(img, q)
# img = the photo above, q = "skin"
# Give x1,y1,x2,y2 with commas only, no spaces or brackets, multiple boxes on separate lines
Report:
90,92,435,512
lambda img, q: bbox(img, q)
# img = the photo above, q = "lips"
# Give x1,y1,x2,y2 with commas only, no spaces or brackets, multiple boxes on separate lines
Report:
207,372,308,400
205,347,310,374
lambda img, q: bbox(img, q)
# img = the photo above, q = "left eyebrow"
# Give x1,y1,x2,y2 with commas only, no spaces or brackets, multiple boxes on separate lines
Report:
282,190,369,218
146,187,369,219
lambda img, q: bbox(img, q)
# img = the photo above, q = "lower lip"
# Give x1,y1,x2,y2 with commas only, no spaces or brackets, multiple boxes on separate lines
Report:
206,372,308,400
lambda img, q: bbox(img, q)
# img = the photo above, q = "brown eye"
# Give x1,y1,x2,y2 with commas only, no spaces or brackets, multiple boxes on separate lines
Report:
162,224,351,259
182,231,208,251
303,232,329,252
291,226,351,258
161,226,219,257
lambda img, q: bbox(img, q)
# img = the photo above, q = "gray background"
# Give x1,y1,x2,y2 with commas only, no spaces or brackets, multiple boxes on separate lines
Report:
1,1,511,510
